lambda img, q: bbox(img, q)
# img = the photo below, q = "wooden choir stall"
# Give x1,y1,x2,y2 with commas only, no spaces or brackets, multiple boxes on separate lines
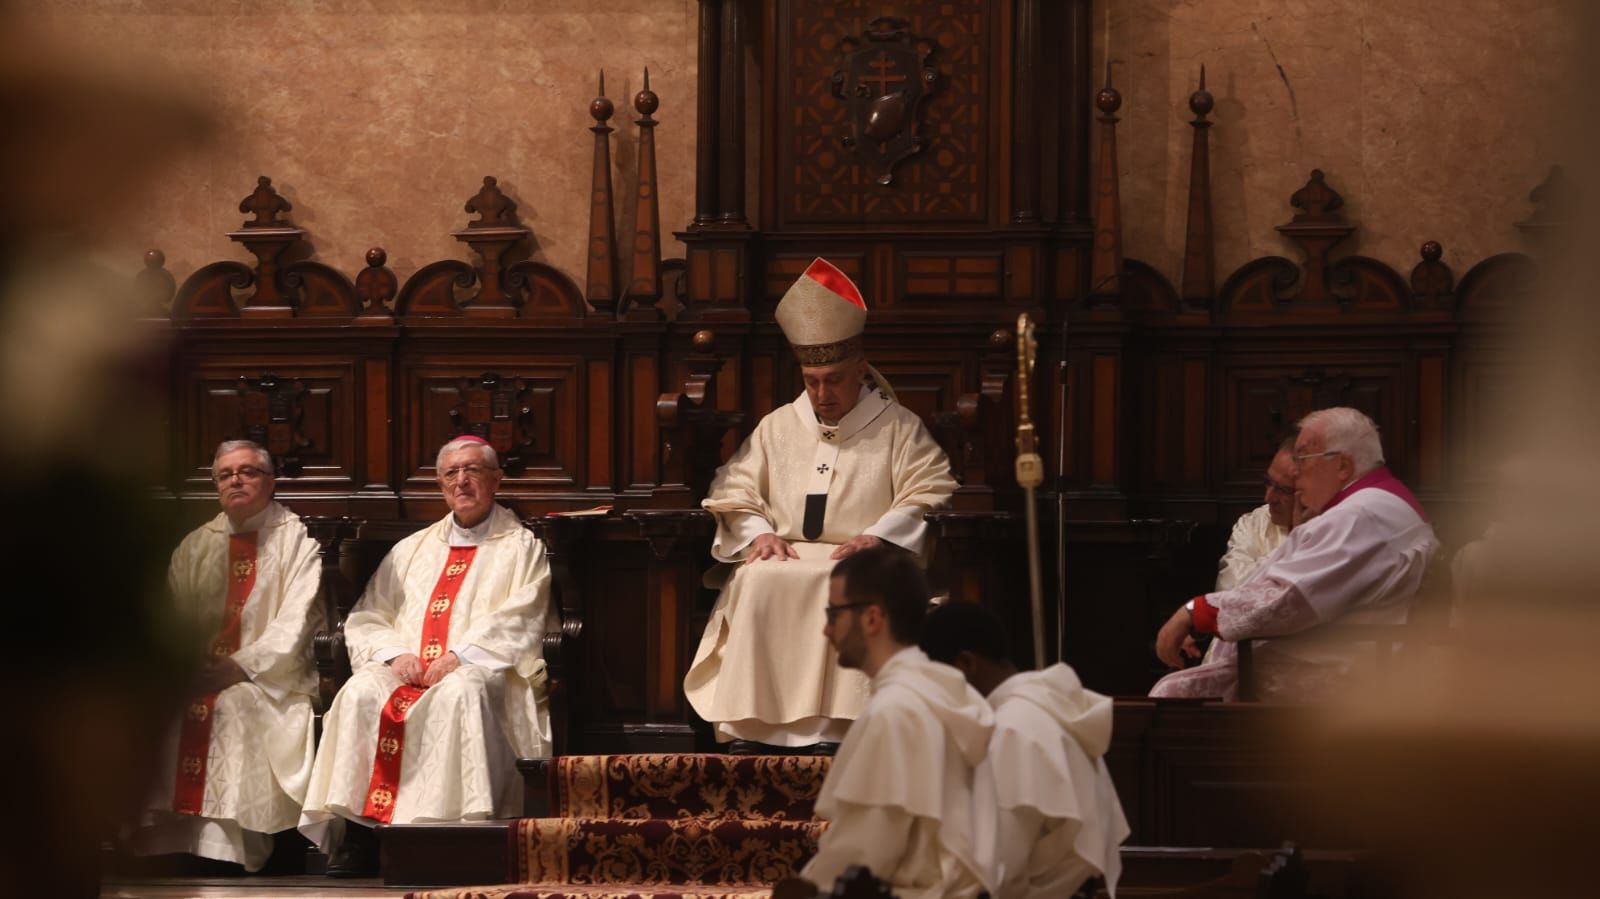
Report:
133,0,1544,890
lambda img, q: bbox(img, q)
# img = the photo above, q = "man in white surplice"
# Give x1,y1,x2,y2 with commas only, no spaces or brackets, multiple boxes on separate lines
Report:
300,435,551,876
133,440,323,871
684,258,957,750
1151,407,1440,701
774,547,992,899
922,601,1129,899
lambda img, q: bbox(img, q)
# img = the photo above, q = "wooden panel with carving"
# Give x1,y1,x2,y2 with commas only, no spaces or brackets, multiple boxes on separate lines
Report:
1219,358,1407,490
179,360,358,491
779,0,993,226
399,356,587,495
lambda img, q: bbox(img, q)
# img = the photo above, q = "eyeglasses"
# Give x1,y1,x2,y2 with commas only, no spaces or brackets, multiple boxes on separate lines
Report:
823,601,874,624
440,464,497,483
214,465,267,483
1263,478,1296,496
1292,450,1341,464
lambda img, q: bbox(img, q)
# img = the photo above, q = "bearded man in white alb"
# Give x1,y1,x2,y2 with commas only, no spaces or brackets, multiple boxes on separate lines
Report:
1151,407,1439,701
773,546,992,899
684,258,957,752
922,601,1128,899
300,436,552,876
133,440,323,871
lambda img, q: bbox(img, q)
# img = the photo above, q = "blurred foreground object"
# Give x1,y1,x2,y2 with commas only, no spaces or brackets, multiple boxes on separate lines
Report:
0,8,210,897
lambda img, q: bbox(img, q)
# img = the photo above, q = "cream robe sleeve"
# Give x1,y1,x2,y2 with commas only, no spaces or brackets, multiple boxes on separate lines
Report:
231,523,323,702
860,414,957,554
802,802,916,891
452,533,551,680
1216,506,1271,591
703,419,778,562
344,544,416,669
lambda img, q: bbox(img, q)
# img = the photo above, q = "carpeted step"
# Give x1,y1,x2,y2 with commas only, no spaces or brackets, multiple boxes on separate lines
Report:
512,816,825,887
551,755,830,822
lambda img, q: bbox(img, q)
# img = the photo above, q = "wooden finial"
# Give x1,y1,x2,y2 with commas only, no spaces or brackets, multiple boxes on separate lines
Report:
1189,64,1214,118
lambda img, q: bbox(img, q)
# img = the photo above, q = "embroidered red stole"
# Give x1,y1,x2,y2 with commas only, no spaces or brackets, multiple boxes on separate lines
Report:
173,531,258,815
361,545,477,823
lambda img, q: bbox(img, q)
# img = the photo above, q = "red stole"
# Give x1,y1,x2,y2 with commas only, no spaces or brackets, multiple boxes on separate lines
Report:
361,545,477,823
173,531,258,815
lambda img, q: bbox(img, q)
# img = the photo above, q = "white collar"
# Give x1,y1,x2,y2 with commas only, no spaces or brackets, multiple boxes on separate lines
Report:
448,511,494,547
793,383,893,445
224,503,274,535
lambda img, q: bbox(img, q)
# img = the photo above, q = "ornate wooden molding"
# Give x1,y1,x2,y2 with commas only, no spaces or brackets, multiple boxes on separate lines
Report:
656,329,743,500
447,372,538,476
355,247,397,321
237,373,314,476
171,176,359,319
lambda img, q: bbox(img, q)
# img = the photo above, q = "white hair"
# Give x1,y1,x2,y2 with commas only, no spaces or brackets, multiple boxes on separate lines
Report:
436,436,499,470
1298,407,1384,475
213,439,274,476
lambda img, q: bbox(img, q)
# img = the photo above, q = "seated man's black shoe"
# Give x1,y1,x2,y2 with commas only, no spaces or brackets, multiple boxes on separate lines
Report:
324,823,379,878
810,741,841,757
727,739,763,756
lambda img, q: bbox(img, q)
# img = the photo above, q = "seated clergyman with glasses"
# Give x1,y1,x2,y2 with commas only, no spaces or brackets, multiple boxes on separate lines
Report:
1149,407,1439,701
299,435,553,876
131,440,324,871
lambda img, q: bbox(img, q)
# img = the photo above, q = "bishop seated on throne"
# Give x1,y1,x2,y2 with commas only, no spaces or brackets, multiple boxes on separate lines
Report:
684,259,958,753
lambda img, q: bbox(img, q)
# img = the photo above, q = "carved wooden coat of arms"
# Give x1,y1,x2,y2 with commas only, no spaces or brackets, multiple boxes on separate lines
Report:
829,16,939,186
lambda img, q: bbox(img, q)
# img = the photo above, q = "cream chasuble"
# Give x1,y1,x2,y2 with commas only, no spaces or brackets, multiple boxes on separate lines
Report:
975,664,1129,899
1152,472,1438,701
684,383,957,743
802,648,993,899
138,501,323,871
299,504,550,852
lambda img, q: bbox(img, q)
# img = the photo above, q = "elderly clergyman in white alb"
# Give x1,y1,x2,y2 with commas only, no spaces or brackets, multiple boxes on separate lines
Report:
1150,407,1439,701
132,440,324,871
683,258,958,751
299,436,552,876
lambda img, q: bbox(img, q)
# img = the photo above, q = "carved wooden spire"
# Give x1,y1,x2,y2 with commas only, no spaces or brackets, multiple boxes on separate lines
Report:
625,67,664,321
230,175,303,316
585,70,620,316
1088,63,1124,304
1180,65,1215,309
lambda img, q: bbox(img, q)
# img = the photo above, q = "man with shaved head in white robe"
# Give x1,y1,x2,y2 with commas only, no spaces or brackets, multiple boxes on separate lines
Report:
685,258,957,751
300,435,552,876
923,601,1129,899
133,440,323,872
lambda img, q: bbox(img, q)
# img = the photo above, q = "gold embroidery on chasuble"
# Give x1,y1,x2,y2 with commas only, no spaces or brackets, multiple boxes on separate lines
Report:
172,530,259,815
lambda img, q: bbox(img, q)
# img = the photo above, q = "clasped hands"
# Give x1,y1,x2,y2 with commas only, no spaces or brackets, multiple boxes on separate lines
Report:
388,650,461,687
192,658,249,695
747,532,882,562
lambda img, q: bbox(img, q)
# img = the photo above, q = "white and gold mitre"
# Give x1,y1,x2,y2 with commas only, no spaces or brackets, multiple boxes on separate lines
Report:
775,258,869,366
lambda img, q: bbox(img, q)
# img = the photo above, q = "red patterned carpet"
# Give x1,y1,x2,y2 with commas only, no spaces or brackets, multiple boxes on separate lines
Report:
409,754,833,899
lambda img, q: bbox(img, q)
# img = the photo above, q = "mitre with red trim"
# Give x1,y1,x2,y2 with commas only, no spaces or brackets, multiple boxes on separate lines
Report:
775,258,869,367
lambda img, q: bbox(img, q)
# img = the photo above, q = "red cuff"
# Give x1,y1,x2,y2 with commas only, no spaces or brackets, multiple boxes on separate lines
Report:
1190,596,1218,635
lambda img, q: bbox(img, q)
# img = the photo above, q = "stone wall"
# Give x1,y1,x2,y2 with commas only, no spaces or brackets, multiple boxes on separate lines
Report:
37,1,1572,291
1097,0,1572,285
